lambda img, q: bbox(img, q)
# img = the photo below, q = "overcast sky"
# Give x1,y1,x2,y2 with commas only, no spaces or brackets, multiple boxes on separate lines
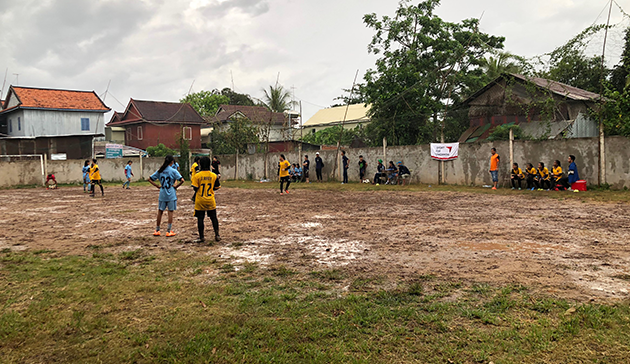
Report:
1,0,629,121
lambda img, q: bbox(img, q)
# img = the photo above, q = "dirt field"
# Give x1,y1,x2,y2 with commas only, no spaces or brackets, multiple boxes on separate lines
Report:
1,184,629,301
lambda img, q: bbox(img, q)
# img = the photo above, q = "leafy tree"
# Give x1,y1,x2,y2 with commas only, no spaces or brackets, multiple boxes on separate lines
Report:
208,129,235,155
301,125,368,146
146,143,176,157
331,84,368,108
180,91,229,118
596,86,630,137
481,52,529,81
219,88,256,106
611,27,630,92
542,52,605,93
362,0,504,146
261,84,294,113
224,116,260,154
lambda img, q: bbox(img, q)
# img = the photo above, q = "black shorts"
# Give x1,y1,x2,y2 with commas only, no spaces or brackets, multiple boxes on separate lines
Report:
195,209,216,218
91,179,102,184
303,170,309,178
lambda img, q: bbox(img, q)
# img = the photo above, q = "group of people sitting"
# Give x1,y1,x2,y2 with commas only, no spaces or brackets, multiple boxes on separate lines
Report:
289,163,303,182
510,155,580,191
372,159,411,186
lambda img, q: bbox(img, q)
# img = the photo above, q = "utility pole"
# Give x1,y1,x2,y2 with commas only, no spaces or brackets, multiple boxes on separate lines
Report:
599,0,613,186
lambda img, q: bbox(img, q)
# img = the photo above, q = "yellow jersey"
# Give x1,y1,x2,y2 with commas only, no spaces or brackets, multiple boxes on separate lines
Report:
511,168,523,177
90,164,101,181
552,166,563,181
279,160,291,178
527,167,537,177
538,167,550,180
190,162,199,178
191,171,217,211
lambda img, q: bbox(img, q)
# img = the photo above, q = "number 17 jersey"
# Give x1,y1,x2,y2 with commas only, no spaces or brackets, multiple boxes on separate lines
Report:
191,171,218,211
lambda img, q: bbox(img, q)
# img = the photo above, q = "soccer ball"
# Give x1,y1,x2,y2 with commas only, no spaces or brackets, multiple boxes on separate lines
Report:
573,189,579,193
376,183,380,186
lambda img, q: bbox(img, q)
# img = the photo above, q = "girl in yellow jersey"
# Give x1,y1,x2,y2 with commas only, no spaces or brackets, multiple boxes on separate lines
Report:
524,163,537,190
535,162,551,190
510,163,524,190
552,160,565,190
191,157,220,243
89,159,104,197
278,154,292,194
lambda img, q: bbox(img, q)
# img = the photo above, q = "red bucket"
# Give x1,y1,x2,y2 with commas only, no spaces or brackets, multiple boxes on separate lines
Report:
571,180,587,192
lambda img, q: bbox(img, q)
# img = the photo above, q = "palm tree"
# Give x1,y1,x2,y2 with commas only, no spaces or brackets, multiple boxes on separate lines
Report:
261,84,294,113
482,52,528,80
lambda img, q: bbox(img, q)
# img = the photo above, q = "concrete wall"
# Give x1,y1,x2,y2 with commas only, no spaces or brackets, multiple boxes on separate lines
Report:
2,137,630,188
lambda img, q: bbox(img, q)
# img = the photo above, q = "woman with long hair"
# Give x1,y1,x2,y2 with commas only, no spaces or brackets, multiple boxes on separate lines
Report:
148,155,185,237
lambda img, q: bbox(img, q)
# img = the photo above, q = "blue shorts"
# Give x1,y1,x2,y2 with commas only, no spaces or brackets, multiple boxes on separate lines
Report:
490,170,499,182
158,200,177,211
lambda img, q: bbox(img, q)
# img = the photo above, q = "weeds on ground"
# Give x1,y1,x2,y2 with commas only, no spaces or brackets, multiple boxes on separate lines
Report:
0,250,629,363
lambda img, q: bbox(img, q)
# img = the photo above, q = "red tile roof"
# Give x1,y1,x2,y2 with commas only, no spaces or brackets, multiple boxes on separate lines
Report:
214,104,290,126
107,99,205,126
5,86,110,111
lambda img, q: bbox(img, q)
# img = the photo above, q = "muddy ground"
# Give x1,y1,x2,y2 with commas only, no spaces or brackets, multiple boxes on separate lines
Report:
1,185,629,301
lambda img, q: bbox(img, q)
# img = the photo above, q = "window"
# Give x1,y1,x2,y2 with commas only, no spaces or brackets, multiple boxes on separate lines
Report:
81,118,90,131
8,119,12,133
137,126,143,140
183,126,192,140
17,117,21,131
312,128,316,135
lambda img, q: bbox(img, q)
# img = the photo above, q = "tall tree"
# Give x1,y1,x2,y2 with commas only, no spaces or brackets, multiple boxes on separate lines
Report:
219,88,256,106
481,52,529,81
261,84,294,113
180,91,229,118
362,0,504,146
611,27,630,92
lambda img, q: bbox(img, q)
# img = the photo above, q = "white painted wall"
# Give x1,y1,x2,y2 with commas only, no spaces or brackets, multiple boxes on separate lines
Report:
6,109,106,137
6,110,25,136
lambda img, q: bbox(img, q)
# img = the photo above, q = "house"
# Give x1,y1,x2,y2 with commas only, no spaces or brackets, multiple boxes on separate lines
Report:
302,104,370,135
106,99,205,150
105,112,125,144
459,73,601,143
0,86,110,159
210,104,295,143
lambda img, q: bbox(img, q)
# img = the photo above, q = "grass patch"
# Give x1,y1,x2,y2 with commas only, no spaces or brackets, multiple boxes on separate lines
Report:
1,251,629,363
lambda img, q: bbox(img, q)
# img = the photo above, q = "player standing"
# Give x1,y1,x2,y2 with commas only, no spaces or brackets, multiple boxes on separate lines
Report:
190,156,200,201
191,156,220,243
148,155,184,237
82,160,91,193
122,160,134,189
279,154,291,194
89,159,104,197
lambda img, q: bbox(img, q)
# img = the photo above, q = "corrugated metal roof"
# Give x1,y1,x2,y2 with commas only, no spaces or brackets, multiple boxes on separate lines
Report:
303,104,370,127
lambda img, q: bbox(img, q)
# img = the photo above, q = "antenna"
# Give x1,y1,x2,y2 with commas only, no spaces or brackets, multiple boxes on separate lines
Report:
13,73,19,85
1,68,7,99
275,72,280,88
187,79,195,96
102,80,111,102
230,70,235,91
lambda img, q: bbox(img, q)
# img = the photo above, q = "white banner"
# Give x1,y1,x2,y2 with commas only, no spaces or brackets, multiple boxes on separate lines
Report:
430,143,459,161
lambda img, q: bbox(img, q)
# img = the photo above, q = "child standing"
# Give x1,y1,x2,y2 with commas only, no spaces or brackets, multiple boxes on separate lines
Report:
191,157,220,243
89,159,104,197
148,155,184,237
358,155,367,182
279,154,291,194
122,160,134,189
82,160,91,193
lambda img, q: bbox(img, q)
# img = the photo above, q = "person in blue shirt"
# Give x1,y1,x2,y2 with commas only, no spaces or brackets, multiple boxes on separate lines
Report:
82,160,91,193
122,160,134,189
148,155,184,237
562,154,580,190
293,164,302,182
173,161,180,172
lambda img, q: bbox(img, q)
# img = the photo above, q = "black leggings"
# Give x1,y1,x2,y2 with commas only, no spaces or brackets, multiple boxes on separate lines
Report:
526,175,535,189
511,176,522,188
195,209,219,240
316,168,322,181
536,178,551,189
91,180,104,195
280,176,291,192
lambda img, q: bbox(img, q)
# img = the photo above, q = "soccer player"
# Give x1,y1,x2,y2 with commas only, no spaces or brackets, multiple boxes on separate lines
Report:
190,156,200,201
191,157,220,243
212,156,221,189
489,148,500,190
341,150,349,184
524,163,537,190
315,152,324,182
358,155,367,182
302,155,310,183
122,160,134,189
535,162,551,191
510,163,524,190
148,155,184,237
89,159,104,197
82,160,91,193
45,173,57,189
279,154,291,194
552,160,565,190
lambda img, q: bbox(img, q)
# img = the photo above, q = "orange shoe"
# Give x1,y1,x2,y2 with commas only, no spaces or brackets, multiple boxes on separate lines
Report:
166,231,176,237
285,190,290,194
491,187,497,190
153,230,161,236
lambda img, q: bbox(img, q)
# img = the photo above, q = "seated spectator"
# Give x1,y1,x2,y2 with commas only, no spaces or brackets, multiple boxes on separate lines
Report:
46,173,57,189
551,160,566,190
293,164,302,182
524,163,537,190
535,162,551,190
397,162,411,186
373,159,386,185
510,163,524,190
385,161,398,185
563,155,579,190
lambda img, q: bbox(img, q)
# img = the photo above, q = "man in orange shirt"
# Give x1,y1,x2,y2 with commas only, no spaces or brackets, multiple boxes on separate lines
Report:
489,148,500,190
